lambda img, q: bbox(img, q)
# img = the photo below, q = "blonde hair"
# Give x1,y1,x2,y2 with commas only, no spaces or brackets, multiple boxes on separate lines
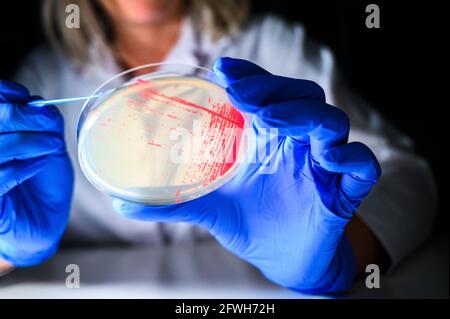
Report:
43,0,250,63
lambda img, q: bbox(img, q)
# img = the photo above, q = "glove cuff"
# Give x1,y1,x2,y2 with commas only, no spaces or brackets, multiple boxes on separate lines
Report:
291,235,356,294
325,235,356,292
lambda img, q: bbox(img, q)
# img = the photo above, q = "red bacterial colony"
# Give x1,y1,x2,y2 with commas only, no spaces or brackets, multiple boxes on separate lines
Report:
102,78,246,188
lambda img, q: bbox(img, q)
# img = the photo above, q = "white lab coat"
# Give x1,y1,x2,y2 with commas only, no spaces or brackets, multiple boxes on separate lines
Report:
14,15,436,269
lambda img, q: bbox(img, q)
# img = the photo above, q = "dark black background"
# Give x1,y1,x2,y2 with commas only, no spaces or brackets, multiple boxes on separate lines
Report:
0,0,448,231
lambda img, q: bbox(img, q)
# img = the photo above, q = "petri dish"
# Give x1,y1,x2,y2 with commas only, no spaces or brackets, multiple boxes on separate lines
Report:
77,63,249,205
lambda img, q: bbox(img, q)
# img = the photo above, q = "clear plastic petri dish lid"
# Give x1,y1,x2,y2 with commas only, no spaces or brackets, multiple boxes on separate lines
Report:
77,62,249,205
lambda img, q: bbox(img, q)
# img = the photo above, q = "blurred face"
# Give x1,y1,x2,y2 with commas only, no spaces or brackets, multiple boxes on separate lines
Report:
99,0,183,25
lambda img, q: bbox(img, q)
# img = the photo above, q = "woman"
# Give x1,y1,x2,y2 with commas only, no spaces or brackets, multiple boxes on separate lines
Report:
0,0,436,293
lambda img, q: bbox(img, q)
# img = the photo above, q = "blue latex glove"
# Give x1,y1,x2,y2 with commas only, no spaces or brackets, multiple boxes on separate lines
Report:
0,80,73,267
112,58,381,293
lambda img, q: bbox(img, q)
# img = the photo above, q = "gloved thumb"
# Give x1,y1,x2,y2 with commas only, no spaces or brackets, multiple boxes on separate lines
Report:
111,192,218,230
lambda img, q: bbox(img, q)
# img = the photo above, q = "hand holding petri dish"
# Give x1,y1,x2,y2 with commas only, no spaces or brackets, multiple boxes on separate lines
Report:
77,63,249,205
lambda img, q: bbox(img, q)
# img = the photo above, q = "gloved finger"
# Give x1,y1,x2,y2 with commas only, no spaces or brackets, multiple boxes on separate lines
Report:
0,158,47,196
318,142,381,199
112,193,216,229
0,132,64,164
213,57,271,86
0,80,31,104
225,75,326,113
256,99,350,157
0,103,63,133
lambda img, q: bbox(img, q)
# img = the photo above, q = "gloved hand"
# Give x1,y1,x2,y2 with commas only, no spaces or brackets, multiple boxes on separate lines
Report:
0,80,73,267
112,58,381,293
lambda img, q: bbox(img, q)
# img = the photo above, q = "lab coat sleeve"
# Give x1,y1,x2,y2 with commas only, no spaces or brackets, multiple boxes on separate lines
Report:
249,15,437,270
332,78,437,270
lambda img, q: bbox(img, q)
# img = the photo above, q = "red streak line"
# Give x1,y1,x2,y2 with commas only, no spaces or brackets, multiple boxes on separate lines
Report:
147,141,162,147
142,88,244,128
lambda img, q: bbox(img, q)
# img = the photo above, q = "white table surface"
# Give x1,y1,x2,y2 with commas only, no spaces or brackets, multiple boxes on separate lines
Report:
0,233,447,299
